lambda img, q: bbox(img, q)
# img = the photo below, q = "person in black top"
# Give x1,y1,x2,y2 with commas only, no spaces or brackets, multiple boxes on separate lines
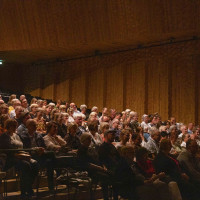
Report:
98,129,120,200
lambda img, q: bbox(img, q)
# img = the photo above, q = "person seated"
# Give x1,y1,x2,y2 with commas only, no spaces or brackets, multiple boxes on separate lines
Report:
29,104,38,119
43,105,52,123
0,104,9,116
88,120,103,149
77,132,107,176
114,129,130,151
115,146,170,200
43,121,66,153
9,99,21,118
99,122,109,141
17,112,31,136
53,113,67,138
0,119,39,199
169,128,182,156
65,123,81,150
0,114,9,135
146,127,161,158
13,106,23,126
74,114,86,137
178,139,200,187
34,108,46,135
154,139,200,200
19,119,55,192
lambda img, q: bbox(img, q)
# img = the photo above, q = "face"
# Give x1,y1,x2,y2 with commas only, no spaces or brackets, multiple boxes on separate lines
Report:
21,99,28,108
182,126,188,134
107,133,115,143
113,120,119,129
75,117,82,126
27,123,37,133
83,137,92,147
1,107,8,114
133,114,138,121
46,106,52,113
23,114,31,124
133,135,142,145
16,108,23,117
49,124,58,136
70,103,76,110
188,123,194,130
171,118,176,125
31,106,38,113
123,133,130,142
153,132,161,142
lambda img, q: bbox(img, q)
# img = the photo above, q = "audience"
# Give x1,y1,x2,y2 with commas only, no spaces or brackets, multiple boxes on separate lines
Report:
1,93,200,199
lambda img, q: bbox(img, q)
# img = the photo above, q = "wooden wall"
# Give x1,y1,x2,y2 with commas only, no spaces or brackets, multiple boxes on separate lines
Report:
1,0,200,52
21,39,200,124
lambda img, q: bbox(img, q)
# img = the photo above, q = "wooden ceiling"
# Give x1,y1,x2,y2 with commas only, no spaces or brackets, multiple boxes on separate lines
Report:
0,0,200,65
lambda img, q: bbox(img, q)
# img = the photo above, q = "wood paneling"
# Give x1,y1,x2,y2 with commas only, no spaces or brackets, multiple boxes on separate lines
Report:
87,67,104,110
70,71,86,108
2,40,199,125
147,58,169,120
1,0,200,54
171,57,196,124
126,61,146,117
105,64,123,111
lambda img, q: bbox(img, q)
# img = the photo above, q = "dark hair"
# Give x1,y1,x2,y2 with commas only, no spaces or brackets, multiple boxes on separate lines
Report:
5,119,18,130
88,121,98,132
135,147,148,161
46,121,57,133
131,133,140,141
161,131,168,138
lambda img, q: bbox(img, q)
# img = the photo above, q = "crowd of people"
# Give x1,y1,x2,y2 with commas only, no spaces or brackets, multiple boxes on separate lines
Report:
0,93,200,200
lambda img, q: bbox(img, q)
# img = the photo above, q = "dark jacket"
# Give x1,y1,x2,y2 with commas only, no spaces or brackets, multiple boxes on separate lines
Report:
18,131,46,149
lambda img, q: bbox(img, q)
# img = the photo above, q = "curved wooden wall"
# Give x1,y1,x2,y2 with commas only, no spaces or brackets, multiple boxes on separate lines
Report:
1,0,200,51
22,39,200,124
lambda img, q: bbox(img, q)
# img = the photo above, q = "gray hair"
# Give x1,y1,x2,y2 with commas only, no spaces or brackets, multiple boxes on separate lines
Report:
149,127,159,137
80,104,87,110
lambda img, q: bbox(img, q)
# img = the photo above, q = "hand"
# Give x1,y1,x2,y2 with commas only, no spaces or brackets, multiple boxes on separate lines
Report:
158,172,165,179
181,173,189,181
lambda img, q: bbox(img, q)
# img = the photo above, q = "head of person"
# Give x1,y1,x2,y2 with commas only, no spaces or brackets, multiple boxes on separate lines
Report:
67,107,74,116
182,133,190,143
109,109,116,120
67,123,78,136
30,104,38,113
102,114,110,123
180,125,188,134
15,106,23,118
51,108,59,119
91,106,98,114
80,104,87,113
135,147,149,162
142,114,149,123
0,114,9,128
0,100,4,106
104,129,116,143
20,112,31,125
74,114,83,126
119,129,130,144
5,119,18,134
115,112,122,120
88,120,98,134
102,107,108,115
49,102,55,110
9,94,17,103
53,113,64,124
149,127,161,143
132,133,142,146
30,98,38,105
59,105,66,113
70,102,76,111
80,132,92,148
160,131,168,140
19,95,25,102
112,119,120,129
170,117,176,125
120,146,135,164
37,99,44,108
159,125,167,132
43,100,47,106
130,111,138,121
46,121,58,136
45,105,52,114
89,112,98,121
21,98,28,108
186,139,198,154
62,112,69,123
36,108,45,118
188,123,194,131
26,119,37,134
159,139,172,154
0,104,9,115
100,122,109,134
12,99,21,108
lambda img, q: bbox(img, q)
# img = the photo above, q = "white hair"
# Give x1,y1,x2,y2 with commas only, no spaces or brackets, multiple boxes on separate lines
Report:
142,114,148,121
49,102,55,107
74,113,83,119
149,127,159,136
130,111,138,117
80,104,87,110
125,109,131,113
91,106,98,112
